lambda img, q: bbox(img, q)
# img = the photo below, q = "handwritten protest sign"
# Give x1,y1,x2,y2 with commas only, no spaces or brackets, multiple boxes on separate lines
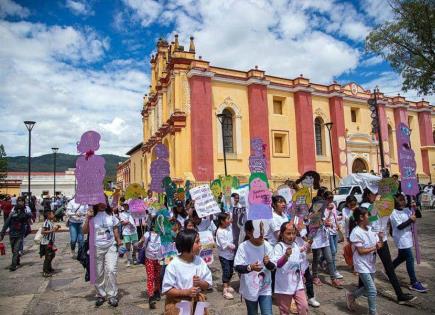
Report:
128,199,147,224
249,138,267,173
190,185,221,218
396,123,419,196
150,144,170,193
75,131,106,205
247,172,272,220
378,178,399,196
373,198,395,218
199,230,215,265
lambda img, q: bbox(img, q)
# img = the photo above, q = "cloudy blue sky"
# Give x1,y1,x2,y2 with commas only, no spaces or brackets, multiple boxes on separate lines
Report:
0,0,432,157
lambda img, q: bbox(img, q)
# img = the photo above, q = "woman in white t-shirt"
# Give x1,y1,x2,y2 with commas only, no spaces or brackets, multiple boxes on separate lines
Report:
346,207,383,315
162,229,212,314
234,220,276,315
83,202,122,308
272,222,308,315
216,212,236,300
390,194,427,293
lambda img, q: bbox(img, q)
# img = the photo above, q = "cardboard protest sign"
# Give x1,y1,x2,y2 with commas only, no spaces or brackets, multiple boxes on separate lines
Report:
155,209,174,243
249,138,267,173
378,178,399,196
162,176,177,208
291,188,311,218
421,193,431,207
247,172,273,220
125,183,145,200
277,184,293,204
373,198,395,218
190,185,221,218
128,199,147,224
396,123,419,196
307,201,326,239
367,204,379,222
160,241,177,265
184,180,192,200
75,130,106,205
199,230,215,265
150,144,170,193
232,185,249,208
210,179,222,201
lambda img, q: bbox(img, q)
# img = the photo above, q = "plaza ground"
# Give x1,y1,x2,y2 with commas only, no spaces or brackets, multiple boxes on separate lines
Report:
1,212,435,315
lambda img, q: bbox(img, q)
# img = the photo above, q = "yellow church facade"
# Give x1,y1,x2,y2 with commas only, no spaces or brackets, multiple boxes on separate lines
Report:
127,35,435,190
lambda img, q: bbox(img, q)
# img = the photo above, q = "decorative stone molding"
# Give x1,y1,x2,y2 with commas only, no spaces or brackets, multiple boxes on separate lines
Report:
187,69,214,78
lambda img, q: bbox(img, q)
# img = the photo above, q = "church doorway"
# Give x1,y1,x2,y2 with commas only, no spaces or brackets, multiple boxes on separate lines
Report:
352,158,368,173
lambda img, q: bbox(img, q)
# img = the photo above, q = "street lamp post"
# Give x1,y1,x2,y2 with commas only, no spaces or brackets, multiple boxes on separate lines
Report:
216,113,229,176
324,122,336,190
52,147,59,197
24,121,36,199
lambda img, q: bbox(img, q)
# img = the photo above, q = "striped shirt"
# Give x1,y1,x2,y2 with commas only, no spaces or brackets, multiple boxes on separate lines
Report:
41,219,55,245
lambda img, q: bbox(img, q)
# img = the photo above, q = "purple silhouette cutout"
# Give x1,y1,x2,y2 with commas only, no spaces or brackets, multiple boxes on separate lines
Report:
75,131,106,205
249,138,267,174
150,144,170,193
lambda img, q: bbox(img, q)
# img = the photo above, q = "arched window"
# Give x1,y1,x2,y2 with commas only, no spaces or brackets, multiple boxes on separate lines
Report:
222,108,234,153
314,117,324,156
388,125,395,160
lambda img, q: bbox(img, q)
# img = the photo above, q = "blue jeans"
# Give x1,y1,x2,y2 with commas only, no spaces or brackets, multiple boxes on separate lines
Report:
245,295,273,315
329,234,338,271
393,247,417,284
353,273,377,315
69,222,84,251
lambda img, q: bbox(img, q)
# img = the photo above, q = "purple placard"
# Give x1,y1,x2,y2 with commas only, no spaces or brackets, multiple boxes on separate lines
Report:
150,144,170,193
249,138,267,174
75,131,106,205
89,217,96,284
129,199,147,223
247,175,272,220
396,123,419,196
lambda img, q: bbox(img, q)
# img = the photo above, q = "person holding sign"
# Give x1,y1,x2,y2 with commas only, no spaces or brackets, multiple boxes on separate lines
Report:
390,194,427,293
162,229,212,315
83,202,122,307
234,221,276,315
360,188,415,304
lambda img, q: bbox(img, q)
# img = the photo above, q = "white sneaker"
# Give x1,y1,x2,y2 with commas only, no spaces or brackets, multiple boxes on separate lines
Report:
227,287,235,293
308,297,320,307
335,272,344,279
126,261,131,267
223,288,234,300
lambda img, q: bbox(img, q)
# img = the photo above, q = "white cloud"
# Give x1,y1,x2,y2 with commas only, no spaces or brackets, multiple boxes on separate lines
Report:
361,55,384,67
360,0,394,24
65,0,94,16
0,0,29,18
121,0,162,27
0,20,148,157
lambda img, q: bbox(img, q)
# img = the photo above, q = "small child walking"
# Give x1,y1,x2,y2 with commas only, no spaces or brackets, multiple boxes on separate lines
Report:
390,194,427,293
272,222,309,315
142,216,163,309
234,220,276,315
162,229,212,315
119,204,139,266
40,209,60,277
215,212,236,299
346,207,383,315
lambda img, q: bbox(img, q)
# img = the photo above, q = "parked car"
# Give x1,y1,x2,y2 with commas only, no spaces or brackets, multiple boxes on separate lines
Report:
333,185,363,211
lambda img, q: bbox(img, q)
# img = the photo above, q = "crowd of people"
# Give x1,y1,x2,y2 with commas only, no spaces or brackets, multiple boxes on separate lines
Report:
0,177,429,315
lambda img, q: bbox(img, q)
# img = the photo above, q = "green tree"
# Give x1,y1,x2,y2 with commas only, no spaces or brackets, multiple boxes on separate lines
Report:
0,145,7,186
366,0,435,95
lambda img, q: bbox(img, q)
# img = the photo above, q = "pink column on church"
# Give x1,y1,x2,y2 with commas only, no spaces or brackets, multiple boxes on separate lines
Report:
189,75,214,181
329,96,346,176
247,83,271,177
416,101,434,176
294,91,316,174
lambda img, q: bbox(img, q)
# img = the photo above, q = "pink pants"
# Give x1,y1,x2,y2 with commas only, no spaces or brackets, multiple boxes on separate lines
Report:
275,290,309,315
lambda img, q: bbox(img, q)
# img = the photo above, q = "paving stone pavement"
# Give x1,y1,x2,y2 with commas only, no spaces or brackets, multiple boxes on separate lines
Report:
1,212,435,314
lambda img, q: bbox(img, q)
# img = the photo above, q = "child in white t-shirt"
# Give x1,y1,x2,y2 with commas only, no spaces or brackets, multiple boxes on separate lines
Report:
142,216,163,309
390,194,427,293
265,195,289,246
346,207,383,315
216,212,236,299
272,222,308,315
234,220,276,315
162,229,212,314
119,204,138,267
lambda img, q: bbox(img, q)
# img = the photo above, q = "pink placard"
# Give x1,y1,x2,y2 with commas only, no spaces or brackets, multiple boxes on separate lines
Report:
75,131,106,205
247,174,272,220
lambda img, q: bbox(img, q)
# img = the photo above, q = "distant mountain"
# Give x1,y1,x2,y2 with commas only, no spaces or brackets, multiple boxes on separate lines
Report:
5,153,127,178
